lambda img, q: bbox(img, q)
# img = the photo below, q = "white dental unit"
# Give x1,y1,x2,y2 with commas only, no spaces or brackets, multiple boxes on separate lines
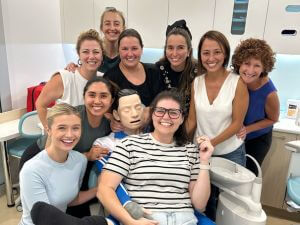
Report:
210,156,267,225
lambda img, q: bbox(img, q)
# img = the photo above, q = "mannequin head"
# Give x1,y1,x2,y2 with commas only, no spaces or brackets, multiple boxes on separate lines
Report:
113,89,144,134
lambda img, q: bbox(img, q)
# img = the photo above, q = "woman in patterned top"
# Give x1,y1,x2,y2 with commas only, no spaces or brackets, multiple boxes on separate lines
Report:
155,20,198,112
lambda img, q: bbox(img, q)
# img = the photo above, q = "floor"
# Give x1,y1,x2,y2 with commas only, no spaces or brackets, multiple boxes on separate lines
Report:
0,191,299,225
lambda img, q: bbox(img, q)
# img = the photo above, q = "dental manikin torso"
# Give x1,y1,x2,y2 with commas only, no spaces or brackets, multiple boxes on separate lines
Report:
93,91,144,154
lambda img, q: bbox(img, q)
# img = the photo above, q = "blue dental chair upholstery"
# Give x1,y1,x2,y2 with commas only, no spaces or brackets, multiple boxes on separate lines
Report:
7,110,42,211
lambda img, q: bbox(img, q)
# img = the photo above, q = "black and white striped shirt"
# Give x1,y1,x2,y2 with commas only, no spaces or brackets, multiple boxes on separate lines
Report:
104,133,200,211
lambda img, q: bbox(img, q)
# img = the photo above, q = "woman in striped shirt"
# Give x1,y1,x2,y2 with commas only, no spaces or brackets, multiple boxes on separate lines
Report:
98,90,214,225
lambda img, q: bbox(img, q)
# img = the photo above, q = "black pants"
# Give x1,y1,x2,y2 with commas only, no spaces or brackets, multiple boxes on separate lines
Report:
31,202,107,225
245,131,272,175
19,141,42,171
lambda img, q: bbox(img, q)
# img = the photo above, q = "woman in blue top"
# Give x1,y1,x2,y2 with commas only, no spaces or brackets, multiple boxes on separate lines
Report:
232,38,280,175
19,103,109,225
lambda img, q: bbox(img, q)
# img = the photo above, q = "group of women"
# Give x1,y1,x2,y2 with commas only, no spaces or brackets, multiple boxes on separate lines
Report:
19,6,279,225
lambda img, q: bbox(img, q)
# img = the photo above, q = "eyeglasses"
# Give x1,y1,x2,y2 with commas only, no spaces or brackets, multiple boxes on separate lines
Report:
153,107,182,119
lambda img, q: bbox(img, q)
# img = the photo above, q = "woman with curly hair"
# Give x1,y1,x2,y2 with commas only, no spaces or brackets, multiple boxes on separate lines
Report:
232,38,280,175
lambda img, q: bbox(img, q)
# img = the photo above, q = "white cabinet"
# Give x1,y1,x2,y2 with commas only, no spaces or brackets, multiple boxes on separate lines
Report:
168,0,215,49
127,0,168,48
93,0,128,34
60,0,94,43
214,0,269,51
263,0,300,54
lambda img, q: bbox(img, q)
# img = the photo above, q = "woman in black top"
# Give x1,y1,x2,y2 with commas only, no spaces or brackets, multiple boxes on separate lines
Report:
104,29,163,107
155,20,198,112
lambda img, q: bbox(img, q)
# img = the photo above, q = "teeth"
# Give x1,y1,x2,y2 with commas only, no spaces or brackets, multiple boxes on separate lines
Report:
207,63,217,67
160,122,172,126
87,61,96,64
93,106,102,110
62,140,73,143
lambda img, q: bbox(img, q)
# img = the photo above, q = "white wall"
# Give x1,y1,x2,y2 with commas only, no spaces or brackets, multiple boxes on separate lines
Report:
1,0,66,109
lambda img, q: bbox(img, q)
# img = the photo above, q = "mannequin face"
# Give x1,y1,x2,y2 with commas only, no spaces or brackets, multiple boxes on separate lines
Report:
113,94,144,131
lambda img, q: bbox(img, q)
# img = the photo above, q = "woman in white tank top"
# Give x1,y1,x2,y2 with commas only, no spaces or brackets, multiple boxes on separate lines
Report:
36,29,103,129
186,30,249,165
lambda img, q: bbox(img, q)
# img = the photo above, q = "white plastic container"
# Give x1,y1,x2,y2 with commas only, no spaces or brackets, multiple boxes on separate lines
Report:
286,99,300,119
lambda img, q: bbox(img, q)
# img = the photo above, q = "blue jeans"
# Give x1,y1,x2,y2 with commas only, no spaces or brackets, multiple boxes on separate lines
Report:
220,143,246,166
151,211,197,225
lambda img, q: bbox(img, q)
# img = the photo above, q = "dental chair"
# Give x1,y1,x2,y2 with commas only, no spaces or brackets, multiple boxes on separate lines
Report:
210,155,267,225
7,111,42,211
285,141,300,211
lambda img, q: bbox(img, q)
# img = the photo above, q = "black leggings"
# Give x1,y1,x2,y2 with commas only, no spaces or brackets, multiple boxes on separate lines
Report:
245,131,272,175
31,202,107,225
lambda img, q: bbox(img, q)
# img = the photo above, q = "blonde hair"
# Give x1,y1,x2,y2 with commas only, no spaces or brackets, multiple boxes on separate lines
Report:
100,7,126,31
76,29,103,55
47,103,81,128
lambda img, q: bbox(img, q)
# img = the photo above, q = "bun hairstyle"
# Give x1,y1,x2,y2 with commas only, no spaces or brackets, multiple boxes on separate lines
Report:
166,19,192,40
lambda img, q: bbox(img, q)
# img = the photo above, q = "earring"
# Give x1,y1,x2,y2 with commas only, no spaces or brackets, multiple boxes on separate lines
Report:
78,59,82,66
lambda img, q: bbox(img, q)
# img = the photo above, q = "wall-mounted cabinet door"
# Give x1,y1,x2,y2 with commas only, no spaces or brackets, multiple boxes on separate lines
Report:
93,0,128,34
263,1,300,54
60,0,94,43
168,0,216,49
261,131,296,209
214,0,269,51
127,0,168,48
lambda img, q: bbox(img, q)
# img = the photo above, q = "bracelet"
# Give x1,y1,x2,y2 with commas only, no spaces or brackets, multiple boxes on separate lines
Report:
199,163,210,170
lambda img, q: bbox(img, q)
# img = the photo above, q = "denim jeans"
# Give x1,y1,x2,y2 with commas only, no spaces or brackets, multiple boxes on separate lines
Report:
220,143,246,166
151,211,197,225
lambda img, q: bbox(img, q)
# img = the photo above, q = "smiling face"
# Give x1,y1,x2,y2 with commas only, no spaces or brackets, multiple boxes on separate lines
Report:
79,40,103,72
119,36,143,68
166,34,190,72
239,57,264,85
200,38,225,73
114,94,144,132
101,12,124,43
152,98,183,138
48,114,81,152
84,81,113,118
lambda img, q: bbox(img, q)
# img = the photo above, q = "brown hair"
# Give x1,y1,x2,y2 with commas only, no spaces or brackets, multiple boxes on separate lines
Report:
118,28,144,48
149,89,189,146
100,7,126,31
232,38,276,77
160,27,197,100
76,29,103,55
197,30,230,73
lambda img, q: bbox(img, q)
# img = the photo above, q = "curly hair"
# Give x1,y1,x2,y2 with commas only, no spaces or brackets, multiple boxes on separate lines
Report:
76,29,103,55
232,38,276,77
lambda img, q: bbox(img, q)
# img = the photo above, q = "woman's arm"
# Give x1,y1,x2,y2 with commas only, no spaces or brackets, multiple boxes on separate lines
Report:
189,137,214,211
211,78,249,146
36,73,64,129
245,91,280,134
98,171,151,225
68,187,97,206
186,80,197,139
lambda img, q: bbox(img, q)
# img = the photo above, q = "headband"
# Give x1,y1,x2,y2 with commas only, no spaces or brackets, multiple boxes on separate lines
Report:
166,19,192,40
